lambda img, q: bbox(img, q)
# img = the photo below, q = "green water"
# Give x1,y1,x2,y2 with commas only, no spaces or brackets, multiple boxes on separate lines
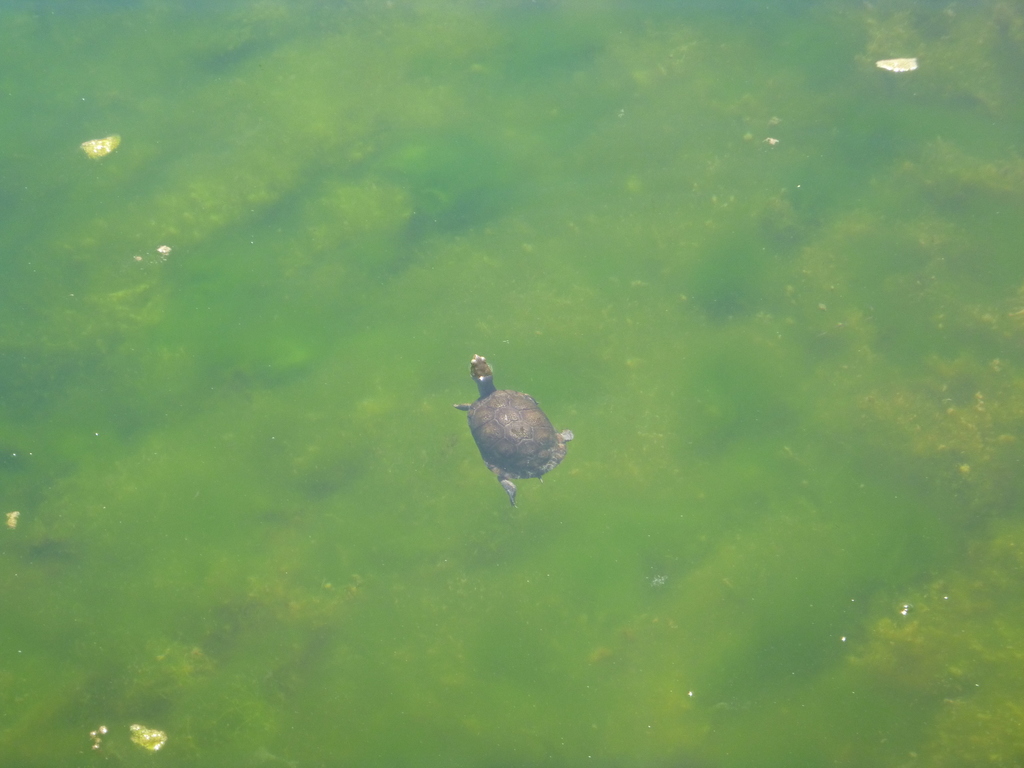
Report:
2,1,1024,765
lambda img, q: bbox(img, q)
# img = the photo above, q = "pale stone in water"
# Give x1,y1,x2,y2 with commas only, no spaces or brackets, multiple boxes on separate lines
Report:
129,724,167,751
876,58,918,73
80,135,121,158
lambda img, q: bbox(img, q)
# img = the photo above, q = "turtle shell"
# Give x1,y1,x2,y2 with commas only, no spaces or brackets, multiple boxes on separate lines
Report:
466,389,568,480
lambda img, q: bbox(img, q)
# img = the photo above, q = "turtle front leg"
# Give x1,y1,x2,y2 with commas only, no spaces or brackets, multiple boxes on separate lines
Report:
499,478,518,507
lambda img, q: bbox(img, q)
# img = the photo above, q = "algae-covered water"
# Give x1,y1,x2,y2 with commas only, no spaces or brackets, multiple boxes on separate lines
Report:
2,1,1024,765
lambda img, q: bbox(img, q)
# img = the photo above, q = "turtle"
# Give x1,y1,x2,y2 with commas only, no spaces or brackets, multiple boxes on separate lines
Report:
455,354,573,506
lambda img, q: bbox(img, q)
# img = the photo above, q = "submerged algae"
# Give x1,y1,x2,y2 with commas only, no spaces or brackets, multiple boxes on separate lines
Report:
851,519,1024,766
1,1,1024,766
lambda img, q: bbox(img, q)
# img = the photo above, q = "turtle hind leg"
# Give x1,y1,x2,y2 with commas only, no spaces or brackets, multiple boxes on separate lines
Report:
499,478,518,507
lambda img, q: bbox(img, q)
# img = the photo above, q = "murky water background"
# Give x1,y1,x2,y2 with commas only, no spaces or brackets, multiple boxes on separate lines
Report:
2,1,1024,765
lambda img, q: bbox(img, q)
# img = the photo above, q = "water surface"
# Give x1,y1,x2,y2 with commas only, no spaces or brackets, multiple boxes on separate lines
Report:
2,1,1024,765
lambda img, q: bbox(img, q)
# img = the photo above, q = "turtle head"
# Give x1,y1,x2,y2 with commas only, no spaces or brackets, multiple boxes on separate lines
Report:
470,354,497,398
